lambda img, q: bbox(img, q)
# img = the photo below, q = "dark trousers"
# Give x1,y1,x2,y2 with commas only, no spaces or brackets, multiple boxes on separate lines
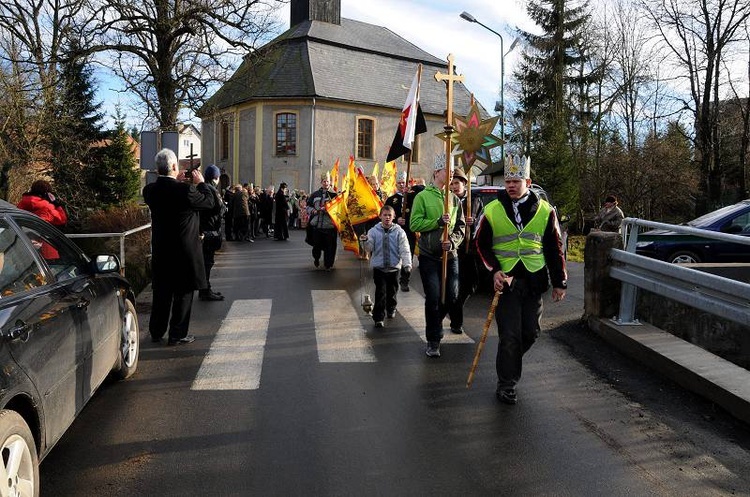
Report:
495,278,543,390
149,287,195,341
448,252,479,329
234,216,249,241
200,235,222,294
418,255,458,343
274,217,289,239
373,268,399,322
312,228,338,269
224,214,234,241
399,230,416,288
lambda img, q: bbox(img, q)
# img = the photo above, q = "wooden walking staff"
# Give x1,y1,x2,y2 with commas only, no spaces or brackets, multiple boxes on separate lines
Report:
466,289,503,388
434,54,465,303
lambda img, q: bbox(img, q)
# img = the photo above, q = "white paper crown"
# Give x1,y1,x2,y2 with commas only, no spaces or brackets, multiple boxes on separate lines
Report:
433,152,447,171
504,154,531,180
397,171,407,182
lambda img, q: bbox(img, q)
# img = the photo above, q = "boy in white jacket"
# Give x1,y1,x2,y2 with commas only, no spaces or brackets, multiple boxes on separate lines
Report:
360,205,412,328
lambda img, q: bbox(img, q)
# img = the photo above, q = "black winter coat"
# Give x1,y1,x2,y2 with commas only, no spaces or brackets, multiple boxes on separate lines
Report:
143,176,216,292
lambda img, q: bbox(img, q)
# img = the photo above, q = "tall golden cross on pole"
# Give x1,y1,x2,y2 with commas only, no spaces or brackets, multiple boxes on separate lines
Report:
434,54,465,303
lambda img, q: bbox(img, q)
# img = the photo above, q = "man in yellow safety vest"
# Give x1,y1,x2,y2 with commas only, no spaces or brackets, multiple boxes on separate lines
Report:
474,155,567,405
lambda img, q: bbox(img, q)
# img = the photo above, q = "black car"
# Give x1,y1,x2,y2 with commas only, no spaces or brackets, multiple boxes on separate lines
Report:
0,200,139,495
635,200,750,263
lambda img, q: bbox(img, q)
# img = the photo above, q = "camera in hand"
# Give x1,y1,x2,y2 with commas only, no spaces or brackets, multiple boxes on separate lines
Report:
184,165,199,183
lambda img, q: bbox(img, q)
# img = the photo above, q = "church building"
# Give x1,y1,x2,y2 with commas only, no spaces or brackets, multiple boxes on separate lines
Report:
199,0,486,192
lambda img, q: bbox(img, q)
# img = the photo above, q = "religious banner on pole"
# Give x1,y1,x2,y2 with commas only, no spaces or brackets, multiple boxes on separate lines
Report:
386,66,428,163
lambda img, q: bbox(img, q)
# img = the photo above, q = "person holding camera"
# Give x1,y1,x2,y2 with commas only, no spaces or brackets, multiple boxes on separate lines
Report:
17,179,68,227
143,148,216,346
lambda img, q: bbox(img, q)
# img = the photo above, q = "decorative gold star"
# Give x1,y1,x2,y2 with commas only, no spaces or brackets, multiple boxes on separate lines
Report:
440,102,503,170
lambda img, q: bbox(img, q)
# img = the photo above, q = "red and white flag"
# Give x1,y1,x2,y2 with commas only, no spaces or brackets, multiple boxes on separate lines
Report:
386,66,427,163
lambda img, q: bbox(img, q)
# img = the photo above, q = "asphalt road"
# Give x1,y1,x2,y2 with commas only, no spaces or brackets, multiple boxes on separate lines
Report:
40,229,750,496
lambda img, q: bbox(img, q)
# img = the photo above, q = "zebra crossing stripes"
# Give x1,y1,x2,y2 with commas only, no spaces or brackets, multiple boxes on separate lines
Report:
397,290,475,344
312,289,377,363
191,299,272,391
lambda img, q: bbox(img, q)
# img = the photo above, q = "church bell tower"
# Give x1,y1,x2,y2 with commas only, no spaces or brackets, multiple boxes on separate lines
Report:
291,0,341,27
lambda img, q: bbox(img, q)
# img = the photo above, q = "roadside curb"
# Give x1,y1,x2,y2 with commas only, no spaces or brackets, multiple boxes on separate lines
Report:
590,317,750,425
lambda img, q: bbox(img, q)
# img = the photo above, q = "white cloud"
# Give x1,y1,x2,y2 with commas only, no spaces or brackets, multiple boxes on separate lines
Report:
341,0,532,114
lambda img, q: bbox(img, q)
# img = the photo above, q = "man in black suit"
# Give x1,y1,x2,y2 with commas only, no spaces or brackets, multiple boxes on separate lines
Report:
143,148,216,345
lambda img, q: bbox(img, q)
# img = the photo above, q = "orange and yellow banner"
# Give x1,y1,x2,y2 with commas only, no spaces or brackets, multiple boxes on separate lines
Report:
325,193,360,255
380,160,397,197
330,158,340,192
345,157,382,225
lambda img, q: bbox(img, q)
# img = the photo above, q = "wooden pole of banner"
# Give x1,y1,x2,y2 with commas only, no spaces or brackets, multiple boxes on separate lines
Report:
435,54,465,303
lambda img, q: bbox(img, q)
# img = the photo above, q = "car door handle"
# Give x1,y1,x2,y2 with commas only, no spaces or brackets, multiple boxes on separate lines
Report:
76,298,90,309
7,322,31,340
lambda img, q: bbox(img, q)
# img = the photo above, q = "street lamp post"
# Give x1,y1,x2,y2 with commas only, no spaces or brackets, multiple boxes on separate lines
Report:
460,11,518,181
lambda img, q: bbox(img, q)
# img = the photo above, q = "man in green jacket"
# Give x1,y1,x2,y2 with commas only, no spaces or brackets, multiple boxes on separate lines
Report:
409,154,466,358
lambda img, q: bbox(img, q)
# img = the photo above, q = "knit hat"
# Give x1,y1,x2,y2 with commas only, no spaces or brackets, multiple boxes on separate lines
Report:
204,164,220,181
504,155,531,180
452,168,468,183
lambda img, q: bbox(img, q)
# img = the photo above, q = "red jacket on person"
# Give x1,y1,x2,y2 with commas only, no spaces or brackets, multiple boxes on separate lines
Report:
17,193,67,226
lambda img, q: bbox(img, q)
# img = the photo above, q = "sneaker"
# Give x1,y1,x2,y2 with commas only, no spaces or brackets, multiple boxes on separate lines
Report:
450,326,464,334
425,341,441,357
325,267,333,272
496,388,517,405
374,321,384,328
387,310,396,319
400,283,410,292
313,259,320,268
167,335,196,346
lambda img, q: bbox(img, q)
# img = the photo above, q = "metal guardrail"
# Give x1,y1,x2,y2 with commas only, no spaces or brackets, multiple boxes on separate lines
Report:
610,218,750,326
66,223,151,271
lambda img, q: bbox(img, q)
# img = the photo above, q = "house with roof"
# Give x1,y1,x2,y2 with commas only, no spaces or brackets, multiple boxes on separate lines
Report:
199,0,487,192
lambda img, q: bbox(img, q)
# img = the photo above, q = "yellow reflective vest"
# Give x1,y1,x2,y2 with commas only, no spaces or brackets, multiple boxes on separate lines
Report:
483,198,552,273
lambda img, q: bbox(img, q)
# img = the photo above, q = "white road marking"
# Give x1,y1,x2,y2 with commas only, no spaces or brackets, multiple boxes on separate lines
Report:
397,290,475,344
312,290,377,362
191,299,271,391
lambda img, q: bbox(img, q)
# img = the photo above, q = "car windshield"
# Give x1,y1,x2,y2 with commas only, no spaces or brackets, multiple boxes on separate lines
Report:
687,203,747,227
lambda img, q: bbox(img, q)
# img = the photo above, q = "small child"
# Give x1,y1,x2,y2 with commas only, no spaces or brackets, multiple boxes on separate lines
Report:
360,205,412,328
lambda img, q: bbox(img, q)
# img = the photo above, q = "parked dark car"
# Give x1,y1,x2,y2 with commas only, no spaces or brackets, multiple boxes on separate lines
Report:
635,200,750,263
0,199,139,495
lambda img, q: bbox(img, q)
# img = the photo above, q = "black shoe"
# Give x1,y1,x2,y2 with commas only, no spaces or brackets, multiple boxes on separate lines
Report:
313,259,320,268
387,310,396,319
374,321,384,328
450,326,464,334
496,388,517,405
425,341,441,357
199,292,224,301
151,336,163,343
400,283,410,292
167,335,196,346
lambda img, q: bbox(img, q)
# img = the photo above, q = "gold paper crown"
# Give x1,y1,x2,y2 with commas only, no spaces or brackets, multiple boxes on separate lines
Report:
504,154,531,180
320,171,331,183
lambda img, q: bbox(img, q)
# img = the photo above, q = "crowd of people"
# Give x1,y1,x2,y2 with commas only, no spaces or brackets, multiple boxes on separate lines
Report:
14,147,571,406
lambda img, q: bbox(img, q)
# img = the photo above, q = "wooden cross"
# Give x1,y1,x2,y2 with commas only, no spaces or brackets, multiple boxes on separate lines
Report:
434,54,465,303
434,54,465,133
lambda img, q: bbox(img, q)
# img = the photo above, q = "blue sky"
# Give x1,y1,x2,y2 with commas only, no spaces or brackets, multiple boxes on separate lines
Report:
96,0,533,129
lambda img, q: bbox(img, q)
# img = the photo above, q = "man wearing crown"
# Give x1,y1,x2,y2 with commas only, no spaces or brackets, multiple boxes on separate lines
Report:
474,155,567,405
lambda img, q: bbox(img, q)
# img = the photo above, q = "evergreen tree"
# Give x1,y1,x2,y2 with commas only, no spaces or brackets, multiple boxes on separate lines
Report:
513,0,594,215
90,118,141,206
50,38,105,222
